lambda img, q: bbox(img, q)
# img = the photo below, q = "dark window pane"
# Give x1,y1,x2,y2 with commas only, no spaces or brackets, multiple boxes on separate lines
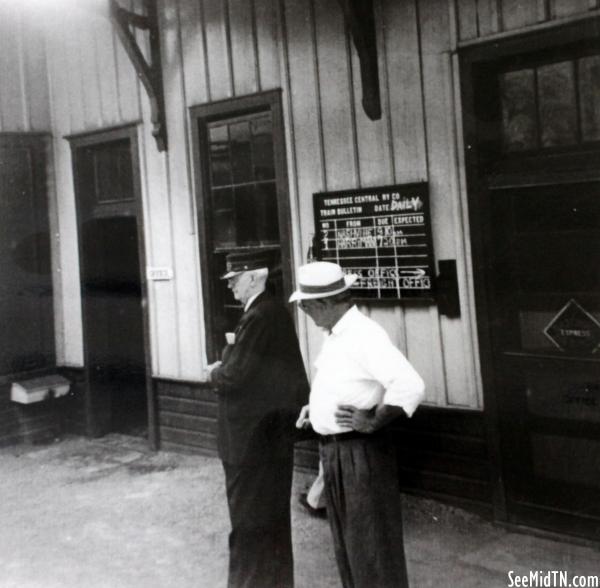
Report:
513,183,600,233
117,148,133,200
510,183,600,293
209,125,231,186
93,143,132,202
500,69,537,152
516,233,600,293
578,55,600,143
232,183,280,246
212,188,235,247
230,121,253,184
251,115,275,180
209,124,228,143
211,186,234,212
95,150,114,201
234,185,257,245
537,61,577,147
519,310,562,351
254,182,279,243
213,211,236,248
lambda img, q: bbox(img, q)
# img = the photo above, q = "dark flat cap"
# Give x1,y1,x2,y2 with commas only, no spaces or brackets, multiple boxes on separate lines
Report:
221,249,273,279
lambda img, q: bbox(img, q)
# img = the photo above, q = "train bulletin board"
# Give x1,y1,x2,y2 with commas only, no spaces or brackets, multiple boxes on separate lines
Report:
313,182,435,300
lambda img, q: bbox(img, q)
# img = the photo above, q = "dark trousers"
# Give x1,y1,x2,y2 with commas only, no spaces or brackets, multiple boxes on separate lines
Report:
222,455,294,588
320,435,410,588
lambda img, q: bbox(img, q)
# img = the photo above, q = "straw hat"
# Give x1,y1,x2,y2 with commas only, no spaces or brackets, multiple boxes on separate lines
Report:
289,261,357,302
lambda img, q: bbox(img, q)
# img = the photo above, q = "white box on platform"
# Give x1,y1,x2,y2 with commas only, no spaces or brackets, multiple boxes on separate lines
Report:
11,375,70,404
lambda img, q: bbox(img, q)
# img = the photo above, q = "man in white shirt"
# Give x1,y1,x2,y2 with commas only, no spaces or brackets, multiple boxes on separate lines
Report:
291,261,425,588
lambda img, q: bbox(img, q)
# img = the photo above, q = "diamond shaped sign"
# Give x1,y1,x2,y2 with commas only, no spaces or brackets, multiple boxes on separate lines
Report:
544,299,600,354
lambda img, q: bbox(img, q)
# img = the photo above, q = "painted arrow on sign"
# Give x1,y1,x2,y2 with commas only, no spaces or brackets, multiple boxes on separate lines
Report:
400,268,426,276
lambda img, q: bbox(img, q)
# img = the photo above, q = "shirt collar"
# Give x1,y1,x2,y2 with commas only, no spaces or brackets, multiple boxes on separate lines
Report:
244,291,262,312
330,305,359,336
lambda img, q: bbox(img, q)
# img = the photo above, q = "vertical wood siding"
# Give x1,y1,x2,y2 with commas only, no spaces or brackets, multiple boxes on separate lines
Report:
15,0,598,408
6,0,597,405
159,0,205,378
171,0,484,408
35,0,208,379
3,0,489,408
0,4,50,132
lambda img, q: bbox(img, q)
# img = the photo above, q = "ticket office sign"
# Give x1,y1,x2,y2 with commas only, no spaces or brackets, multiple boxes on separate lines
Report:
313,183,435,300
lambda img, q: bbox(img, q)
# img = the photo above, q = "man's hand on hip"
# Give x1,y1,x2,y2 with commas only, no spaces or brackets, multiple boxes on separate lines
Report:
335,404,406,433
295,404,311,429
335,405,378,433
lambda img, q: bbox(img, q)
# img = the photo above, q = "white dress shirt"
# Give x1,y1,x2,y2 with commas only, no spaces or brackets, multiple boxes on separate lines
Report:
309,305,425,435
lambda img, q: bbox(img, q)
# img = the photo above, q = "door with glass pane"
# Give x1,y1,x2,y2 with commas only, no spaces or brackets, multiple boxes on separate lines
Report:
191,91,293,360
462,22,600,539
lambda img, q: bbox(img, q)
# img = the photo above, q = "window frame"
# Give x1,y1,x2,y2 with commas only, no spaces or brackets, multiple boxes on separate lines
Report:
190,90,294,361
461,17,600,184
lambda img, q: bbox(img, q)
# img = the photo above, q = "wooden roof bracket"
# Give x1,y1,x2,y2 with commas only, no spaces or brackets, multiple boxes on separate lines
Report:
337,0,382,121
110,0,168,151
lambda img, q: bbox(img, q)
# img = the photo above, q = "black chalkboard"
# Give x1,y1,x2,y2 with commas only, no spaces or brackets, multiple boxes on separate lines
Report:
313,182,435,300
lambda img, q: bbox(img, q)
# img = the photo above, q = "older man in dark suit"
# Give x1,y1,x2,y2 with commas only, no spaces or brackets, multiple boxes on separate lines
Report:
207,250,309,588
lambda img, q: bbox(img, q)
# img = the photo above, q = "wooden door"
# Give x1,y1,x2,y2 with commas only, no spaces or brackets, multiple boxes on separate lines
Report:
462,21,600,539
71,128,153,441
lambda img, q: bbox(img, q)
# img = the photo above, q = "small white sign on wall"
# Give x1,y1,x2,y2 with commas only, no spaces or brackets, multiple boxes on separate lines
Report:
147,266,173,281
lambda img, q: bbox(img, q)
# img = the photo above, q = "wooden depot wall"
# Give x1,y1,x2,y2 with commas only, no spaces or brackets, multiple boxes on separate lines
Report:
3,0,599,394
30,0,486,406
1,0,598,507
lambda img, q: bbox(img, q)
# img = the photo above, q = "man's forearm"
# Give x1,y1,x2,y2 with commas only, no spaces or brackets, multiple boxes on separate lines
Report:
372,404,406,430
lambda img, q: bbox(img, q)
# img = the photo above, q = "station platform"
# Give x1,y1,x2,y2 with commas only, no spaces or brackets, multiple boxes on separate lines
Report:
0,434,597,588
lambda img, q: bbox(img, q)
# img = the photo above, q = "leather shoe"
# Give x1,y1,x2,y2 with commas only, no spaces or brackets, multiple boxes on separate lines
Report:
298,492,326,519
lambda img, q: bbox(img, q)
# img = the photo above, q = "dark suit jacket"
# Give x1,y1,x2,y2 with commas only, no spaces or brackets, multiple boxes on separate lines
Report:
211,292,309,465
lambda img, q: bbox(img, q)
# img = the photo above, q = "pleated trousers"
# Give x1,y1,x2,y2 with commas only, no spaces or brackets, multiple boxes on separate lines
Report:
320,434,409,588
